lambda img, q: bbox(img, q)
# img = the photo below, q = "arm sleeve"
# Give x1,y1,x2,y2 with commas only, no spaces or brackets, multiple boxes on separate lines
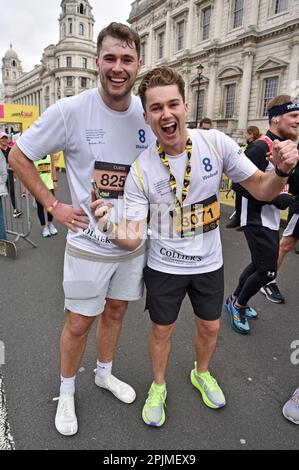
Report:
16,103,67,161
123,163,149,222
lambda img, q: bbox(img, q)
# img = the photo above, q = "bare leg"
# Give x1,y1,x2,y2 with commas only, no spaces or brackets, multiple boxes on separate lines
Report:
96,299,128,363
148,321,176,384
60,311,95,377
278,235,297,269
194,318,220,373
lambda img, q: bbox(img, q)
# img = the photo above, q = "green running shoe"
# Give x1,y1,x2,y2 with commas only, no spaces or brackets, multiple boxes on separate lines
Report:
142,382,167,427
190,363,226,409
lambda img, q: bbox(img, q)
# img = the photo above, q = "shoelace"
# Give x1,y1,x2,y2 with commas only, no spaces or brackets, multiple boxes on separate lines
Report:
269,284,282,296
199,372,218,391
147,387,165,407
53,396,72,418
233,303,247,324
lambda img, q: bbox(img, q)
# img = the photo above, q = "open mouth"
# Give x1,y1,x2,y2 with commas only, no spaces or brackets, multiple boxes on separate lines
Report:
161,122,177,136
109,77,126,85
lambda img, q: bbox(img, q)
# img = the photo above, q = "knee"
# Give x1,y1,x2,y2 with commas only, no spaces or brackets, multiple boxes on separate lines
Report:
66,314,94,338
151,323,174,343
280,238,296,256
103,301,128,322
198,319,220,338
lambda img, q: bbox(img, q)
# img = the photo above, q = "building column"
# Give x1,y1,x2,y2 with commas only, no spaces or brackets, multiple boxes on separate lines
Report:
238,49,255,131
206,58,218,119
213,0,223,42
247,0,260,30
147,28,153,66
287,37,299,97
165,9,171,60
186,0,194,51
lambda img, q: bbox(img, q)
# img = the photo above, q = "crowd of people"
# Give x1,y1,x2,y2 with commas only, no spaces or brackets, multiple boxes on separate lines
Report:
4,21,299,437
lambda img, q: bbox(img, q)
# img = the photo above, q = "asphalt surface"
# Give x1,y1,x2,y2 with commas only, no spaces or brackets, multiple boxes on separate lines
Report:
0,173,298,450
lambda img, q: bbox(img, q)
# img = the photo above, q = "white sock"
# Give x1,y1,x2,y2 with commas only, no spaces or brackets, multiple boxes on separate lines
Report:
96,360,112,379
60,375,76,395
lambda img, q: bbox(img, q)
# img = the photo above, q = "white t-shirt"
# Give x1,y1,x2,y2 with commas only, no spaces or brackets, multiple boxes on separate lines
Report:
17,88,155,257
124,129,257,274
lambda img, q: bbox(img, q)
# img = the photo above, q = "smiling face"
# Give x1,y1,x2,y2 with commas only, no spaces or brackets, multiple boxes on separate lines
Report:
96,35,141,111
143,84,188,156
273,111,299,141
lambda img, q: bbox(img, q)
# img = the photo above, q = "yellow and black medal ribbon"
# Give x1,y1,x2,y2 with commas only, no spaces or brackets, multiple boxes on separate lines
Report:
156,136,193,237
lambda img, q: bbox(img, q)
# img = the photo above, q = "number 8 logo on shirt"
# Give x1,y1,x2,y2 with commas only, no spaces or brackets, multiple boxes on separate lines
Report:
203,158,213,173
139,129,146,144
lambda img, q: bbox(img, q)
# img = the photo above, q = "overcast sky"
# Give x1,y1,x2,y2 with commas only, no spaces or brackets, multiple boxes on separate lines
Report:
0,0,132,74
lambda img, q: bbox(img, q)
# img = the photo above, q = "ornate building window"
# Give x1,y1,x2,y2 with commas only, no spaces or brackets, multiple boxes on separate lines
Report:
57,58,60,68
196,89,205,122
140,40,146,66
79,3,85,14
68,19,73,34
274,0,288,14
225,84,236,118
81,77,87,88
262,77,278,116
79,23,84,36
66,56,72,68
177,20,185,51
202,7,211,41
66,76,73,87
82,57,88,69
12,60,16,67
157,31,165,60
232,0,244,29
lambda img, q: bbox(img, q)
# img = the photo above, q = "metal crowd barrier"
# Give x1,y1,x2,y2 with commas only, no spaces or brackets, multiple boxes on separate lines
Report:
2,169,37,257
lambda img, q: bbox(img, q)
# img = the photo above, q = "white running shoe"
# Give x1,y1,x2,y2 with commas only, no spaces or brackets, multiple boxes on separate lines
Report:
95,373,136,404
48,223,58,235
42,226,51,238
54,394,78,436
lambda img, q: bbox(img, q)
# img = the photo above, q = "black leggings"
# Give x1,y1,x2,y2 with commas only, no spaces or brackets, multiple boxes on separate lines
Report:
36,189,54,226
233,263,274,306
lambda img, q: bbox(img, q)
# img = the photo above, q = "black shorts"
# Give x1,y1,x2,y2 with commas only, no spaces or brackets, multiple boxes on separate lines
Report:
143,265,224,325
243,225,279,273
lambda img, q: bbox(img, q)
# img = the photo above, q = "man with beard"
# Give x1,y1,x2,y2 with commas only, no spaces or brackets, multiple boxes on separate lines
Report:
225,95,299,334
8,22,155,436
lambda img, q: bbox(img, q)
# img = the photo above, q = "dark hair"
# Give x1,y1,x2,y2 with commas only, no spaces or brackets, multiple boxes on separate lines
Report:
199,117,212,127
97,22,140,58
138,67,185,111
267,94,292,123
246,125,261,141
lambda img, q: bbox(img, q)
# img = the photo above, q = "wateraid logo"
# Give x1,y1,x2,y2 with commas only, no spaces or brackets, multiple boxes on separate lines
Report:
0,341,5,365
290,340,299,365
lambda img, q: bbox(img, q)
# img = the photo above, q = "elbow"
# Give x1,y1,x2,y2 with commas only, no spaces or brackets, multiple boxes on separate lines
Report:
126,237,143,252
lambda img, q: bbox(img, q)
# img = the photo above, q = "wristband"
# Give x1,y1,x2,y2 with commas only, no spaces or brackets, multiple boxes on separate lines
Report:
47,198,59,213
275,165,295,178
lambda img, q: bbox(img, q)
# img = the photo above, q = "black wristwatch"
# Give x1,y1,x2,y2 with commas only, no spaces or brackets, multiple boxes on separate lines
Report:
275,165,295,178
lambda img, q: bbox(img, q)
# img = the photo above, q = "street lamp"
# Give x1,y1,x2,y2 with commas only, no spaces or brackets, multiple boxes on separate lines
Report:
195,64,204,128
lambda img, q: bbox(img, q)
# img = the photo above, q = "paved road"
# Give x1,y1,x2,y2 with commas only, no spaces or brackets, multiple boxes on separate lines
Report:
0,173,298,450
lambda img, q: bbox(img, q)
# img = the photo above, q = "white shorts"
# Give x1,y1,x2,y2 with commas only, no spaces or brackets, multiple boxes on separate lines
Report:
63,251,146,317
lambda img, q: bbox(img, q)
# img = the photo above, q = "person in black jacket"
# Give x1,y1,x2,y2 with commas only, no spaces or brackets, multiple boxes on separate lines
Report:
225,95,299,334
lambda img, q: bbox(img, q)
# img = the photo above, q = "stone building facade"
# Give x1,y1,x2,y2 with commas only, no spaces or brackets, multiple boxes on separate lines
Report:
1,0,97,114
129,0,299,140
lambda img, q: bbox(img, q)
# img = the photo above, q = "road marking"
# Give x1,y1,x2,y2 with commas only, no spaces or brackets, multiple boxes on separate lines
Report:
0,371,15,450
